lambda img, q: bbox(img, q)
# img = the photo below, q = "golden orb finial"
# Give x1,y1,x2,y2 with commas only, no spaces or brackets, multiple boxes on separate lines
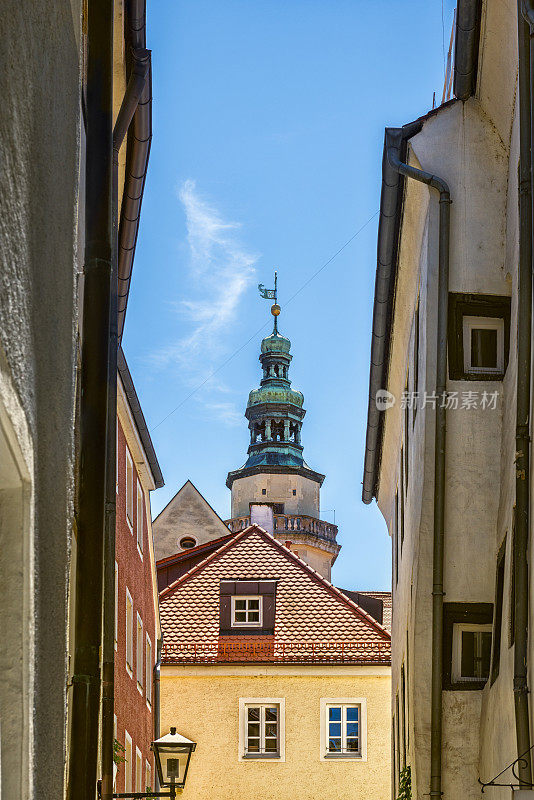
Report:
271,303,281,317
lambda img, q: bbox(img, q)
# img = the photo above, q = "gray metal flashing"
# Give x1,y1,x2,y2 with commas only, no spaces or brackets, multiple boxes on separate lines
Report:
453,0,482,101
118,346,164,488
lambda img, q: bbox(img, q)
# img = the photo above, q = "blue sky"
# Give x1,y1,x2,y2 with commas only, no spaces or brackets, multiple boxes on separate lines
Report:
123,0,456,590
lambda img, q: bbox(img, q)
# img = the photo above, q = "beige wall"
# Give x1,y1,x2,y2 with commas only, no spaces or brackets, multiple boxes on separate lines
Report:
231,473,320,519
161,666,390,800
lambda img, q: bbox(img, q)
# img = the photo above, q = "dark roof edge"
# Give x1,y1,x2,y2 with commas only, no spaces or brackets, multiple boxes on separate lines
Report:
226,463,325,489
362,101,459,505
117,0,152,340
453,0,482,101
118,345,164,489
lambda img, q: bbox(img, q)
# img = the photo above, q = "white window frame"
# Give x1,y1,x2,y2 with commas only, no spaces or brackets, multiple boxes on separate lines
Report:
462,315,504,375
136,613,143,693
146,633,153,707
125,588,133,676
238,698,285,762
145,761,152,794
135,746,143,792
452,623,493,683
124,732,133,792
320,698,367,762
126,447,134,529
114,561,118,651
136,480,144,557
231,595,263,628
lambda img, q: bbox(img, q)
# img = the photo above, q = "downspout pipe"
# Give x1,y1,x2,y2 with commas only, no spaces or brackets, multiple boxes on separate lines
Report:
153,639,162,791
515,1,533,786
100,50,150,800
386,142,450,800
67,2,114,799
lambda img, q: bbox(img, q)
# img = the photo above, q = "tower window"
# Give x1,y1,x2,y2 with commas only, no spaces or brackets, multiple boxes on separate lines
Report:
262,488,267,495
292,489,296,496
179,536,197,549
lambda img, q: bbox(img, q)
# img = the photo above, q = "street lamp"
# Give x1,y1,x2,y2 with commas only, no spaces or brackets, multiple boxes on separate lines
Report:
97,728,196,800
152,727,197,794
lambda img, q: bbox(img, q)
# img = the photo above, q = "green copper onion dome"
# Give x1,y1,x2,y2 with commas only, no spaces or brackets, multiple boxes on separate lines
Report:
226,296,325,488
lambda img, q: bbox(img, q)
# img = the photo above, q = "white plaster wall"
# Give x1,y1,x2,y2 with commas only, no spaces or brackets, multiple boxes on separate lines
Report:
231,473,321,519
0,3,82,796
377,97,510,798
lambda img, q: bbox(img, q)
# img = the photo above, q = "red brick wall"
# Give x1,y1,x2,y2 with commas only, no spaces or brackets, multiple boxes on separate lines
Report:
115,417,157,792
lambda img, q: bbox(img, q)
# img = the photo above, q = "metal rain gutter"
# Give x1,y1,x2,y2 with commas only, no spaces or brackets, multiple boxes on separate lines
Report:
362,122,422,504
453,0,482,101
117,0,153,341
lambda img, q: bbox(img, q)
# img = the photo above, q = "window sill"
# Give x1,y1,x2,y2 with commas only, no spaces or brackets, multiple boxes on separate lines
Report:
242,753,281,760
137,544,143,561
126,518,133,532
137,682,143,695
126,663,133,678
323,753,364,761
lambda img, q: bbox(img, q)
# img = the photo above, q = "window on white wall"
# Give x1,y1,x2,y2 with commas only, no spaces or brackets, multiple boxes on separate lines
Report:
136,481,143,554
136,614,143,691
126,589,133,673
146,634,153,706
124,732,133,792
320,698,367,761
463,316,504,375
452,623,492,683
135,747,143,792
126,448,134,527
114,561,118,650
239,698,285,760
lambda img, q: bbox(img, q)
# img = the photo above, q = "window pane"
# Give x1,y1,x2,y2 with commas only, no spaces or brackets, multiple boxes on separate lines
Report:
346,738,360,752
471,328,497,368
248,598,260,609
248,611,260,621
329,723,342,737
235,599,246,610
235,611,247,621
265,738,278,752
265,723,277,737
248,707,260,721
265,707,278,721
347,723,359,737
328,738,342,752
248,723,260,737
247,739,260,752
329,707,341,721
346,707,359,722
461,631,476,677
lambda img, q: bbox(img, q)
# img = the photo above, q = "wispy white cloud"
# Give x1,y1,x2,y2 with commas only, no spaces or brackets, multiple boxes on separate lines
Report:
151,180,258,425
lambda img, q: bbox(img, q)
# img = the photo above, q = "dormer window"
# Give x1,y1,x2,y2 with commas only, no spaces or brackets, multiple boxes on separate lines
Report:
231,596,262,627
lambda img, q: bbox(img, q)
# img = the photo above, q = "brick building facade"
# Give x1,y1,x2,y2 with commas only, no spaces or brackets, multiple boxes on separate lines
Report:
114,351,163,793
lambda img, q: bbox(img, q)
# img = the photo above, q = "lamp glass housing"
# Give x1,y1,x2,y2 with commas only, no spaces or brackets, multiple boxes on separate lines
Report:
152,729,196,790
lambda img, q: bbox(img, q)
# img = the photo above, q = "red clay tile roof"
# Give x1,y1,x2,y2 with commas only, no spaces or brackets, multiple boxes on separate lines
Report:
156,532,234,567
159,525,390,665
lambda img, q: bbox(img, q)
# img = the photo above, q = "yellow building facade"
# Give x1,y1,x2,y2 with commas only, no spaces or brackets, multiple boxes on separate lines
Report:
157,525,391,799
161,666,390,800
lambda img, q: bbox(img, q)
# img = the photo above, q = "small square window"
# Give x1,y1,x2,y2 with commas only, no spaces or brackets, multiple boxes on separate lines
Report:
452,623,492,683
262,488,267,495
231,595,263,627
463,316,504,375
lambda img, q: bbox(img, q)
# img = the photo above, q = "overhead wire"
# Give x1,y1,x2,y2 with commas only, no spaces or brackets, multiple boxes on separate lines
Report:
150,209,379,431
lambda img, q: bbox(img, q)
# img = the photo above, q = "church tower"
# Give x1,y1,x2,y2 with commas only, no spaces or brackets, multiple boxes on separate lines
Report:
226,277,340,579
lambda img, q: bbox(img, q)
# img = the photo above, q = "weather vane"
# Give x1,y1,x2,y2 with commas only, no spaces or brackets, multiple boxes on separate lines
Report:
258,271,281,333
